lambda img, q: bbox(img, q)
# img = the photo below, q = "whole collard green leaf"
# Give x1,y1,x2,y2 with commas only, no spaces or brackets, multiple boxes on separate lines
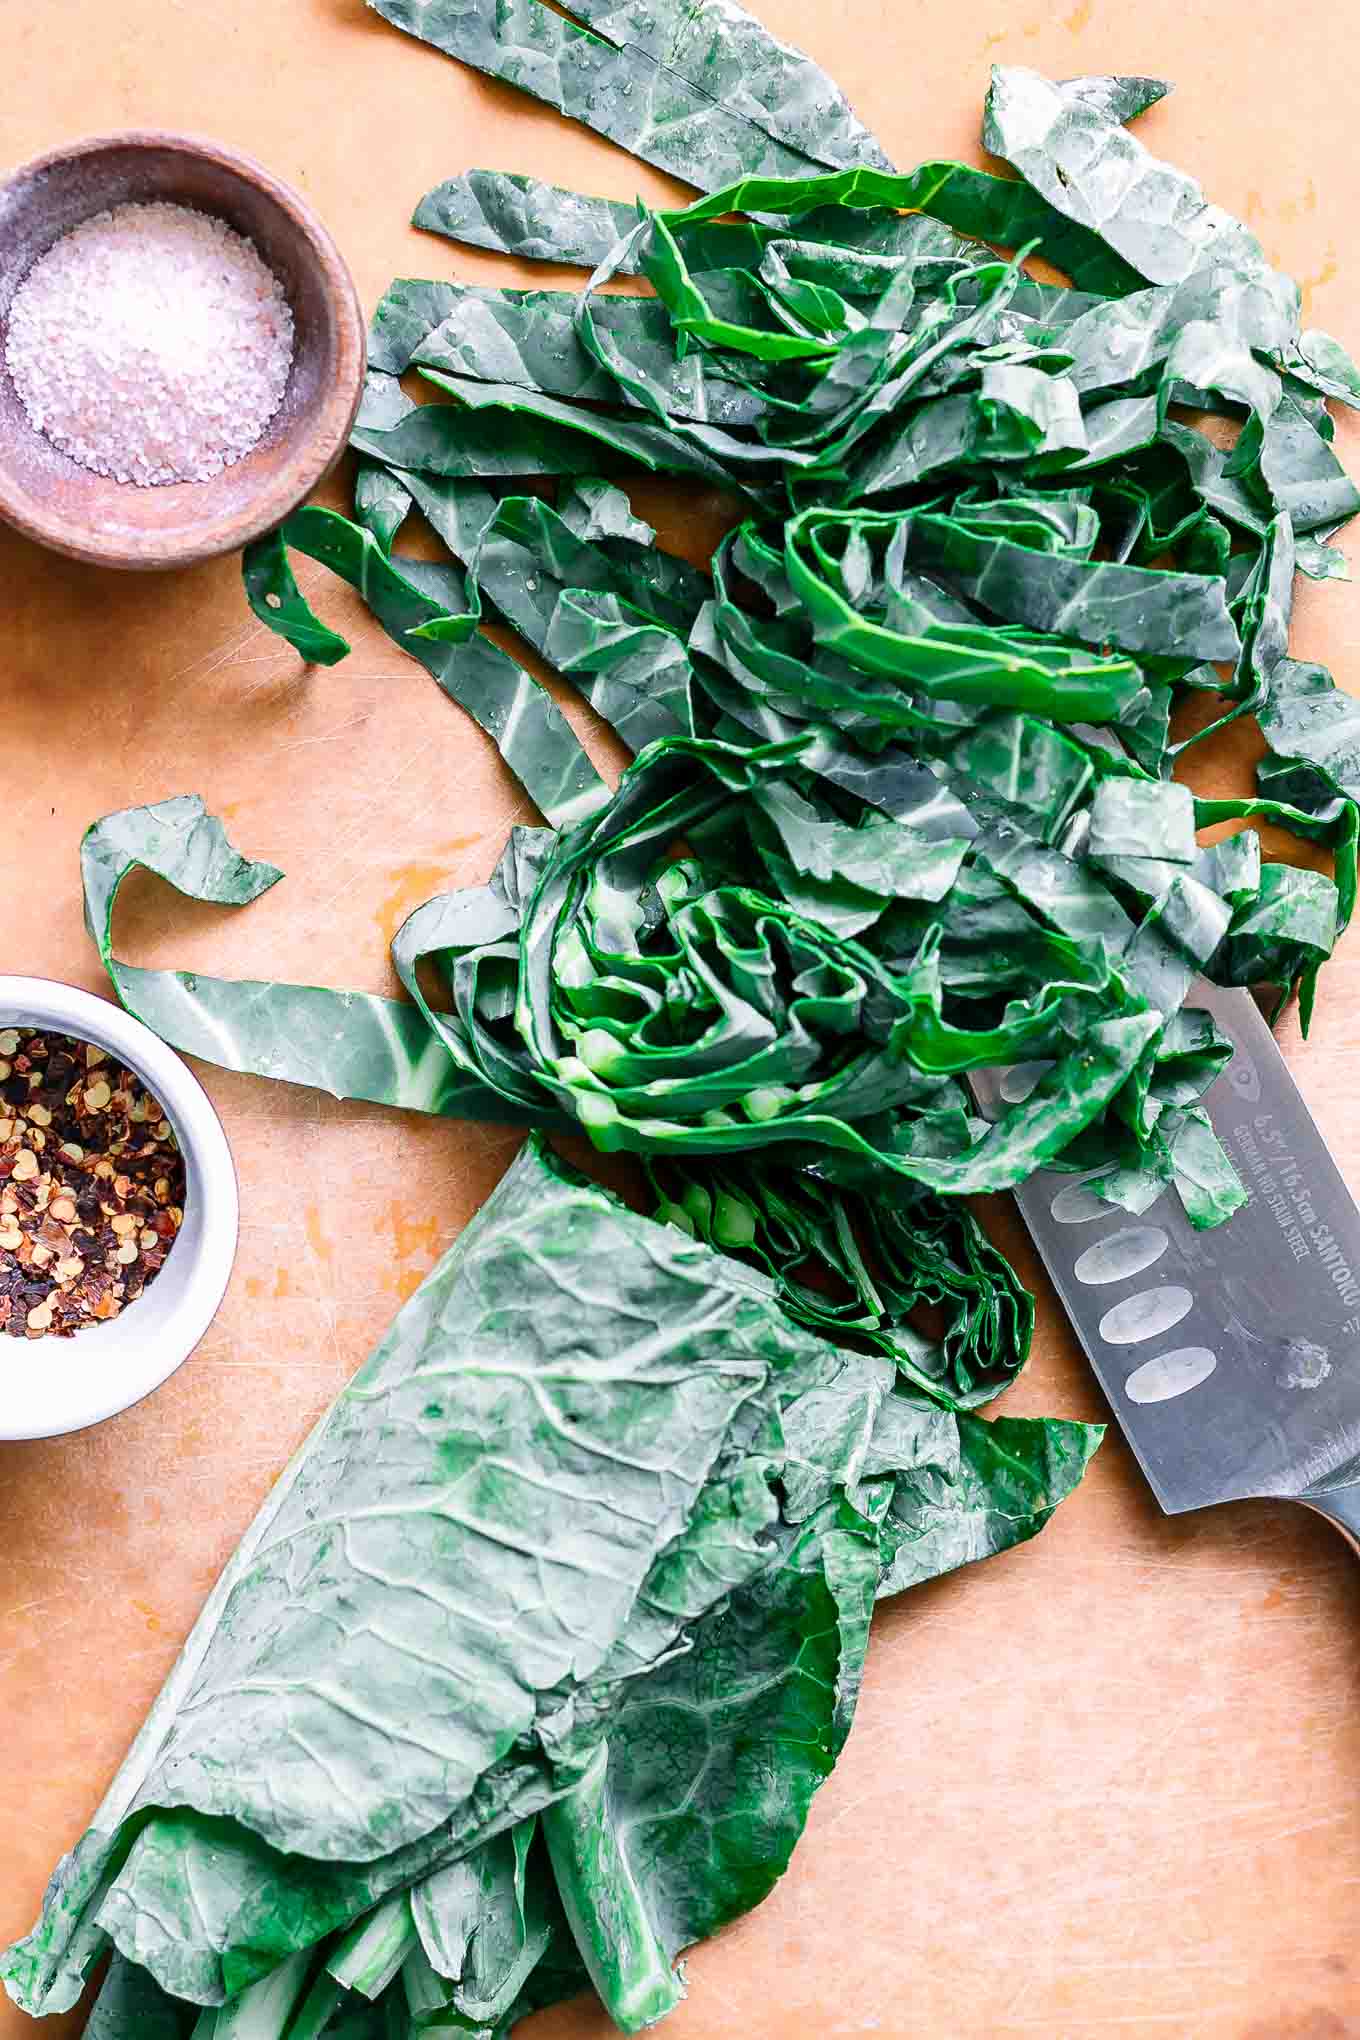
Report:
3,1137,1101,2033
0,1139,794,2008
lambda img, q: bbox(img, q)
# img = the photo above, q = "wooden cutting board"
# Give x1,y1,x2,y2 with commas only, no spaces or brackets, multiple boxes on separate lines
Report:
3,2,1359,2034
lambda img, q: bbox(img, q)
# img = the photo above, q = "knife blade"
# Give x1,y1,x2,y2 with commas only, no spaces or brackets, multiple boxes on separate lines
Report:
971,982,1360,1543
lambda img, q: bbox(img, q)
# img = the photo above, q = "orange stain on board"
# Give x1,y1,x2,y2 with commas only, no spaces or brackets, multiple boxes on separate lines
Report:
387,1202,444,1300
132,1599,161,1634
376,844,481,946
1064,0,1092,30
305,1204,333,1267
273,1264,292,1299
1301,253,1338,317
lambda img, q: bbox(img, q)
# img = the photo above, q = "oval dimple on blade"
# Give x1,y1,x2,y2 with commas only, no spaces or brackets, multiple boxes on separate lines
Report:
1051,1180,1120,1224
1125,1346,1218,1405
1099,1286,1193,1345
1074,1226,1170,1287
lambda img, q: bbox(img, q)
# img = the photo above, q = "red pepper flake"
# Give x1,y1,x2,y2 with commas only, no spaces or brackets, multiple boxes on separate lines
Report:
0,1027,185,1340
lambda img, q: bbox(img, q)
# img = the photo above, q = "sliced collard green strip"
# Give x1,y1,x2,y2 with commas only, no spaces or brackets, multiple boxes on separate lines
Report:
414,171,642,267
647,1150,1032,1409
465,493,708,660
562,0,893,172
242,532,351,666
1054,73,1169,125
653,162,1144,294
369,278,467,376
352,371,419,550
1284,328,1360,410
1261,657,1360,801
777,508,1152,712
1256,393,1360,532
982,65,1299,349
354,383,746,488
410,284,766,428
244,509,611,830
1296,535,1350,581
353,460,413,552
366,0,878,193
545,589,695,749
80,796,518,1119
901,503,1240,661
559,478,655,545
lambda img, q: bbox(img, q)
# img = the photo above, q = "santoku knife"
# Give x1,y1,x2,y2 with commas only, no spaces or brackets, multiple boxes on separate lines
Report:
973,982,1360,1548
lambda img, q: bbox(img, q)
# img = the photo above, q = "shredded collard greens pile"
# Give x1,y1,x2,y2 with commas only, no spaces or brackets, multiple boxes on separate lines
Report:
84,60,1360,1237
9,10,1360,2038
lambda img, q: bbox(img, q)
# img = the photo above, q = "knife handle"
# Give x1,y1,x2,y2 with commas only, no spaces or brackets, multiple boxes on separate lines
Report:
1303,1481,1360,1556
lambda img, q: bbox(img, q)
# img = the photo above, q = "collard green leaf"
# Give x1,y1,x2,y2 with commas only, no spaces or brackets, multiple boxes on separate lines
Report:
411,285,764,428
877,1411,1102,1593
645,1152,1034,1410
3,1137,1100,2029
1261,657,1360,801
982,65,1299,348
0,1141,801,2007
1285,328,1360,410
81,796,520,1119
367,0,888,193
242,531,350,666
562,0,893,173
414,171,641,267
87,1957,194,2040
243,509,611,831
354,383,741,488
898,502,1240,662
1055,73,1169,125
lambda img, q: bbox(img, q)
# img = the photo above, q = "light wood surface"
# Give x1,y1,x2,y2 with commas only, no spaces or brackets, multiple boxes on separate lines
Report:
3,3,1360,2035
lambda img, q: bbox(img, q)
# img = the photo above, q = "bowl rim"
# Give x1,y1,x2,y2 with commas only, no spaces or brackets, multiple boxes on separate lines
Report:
0,975,239,1441
0,127,366,570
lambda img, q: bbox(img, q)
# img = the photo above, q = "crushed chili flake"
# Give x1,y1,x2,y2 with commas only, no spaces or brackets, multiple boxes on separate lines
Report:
0,1027,185,1340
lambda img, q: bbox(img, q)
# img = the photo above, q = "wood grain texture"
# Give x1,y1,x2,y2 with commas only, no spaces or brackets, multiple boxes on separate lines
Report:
1,1,1358,2035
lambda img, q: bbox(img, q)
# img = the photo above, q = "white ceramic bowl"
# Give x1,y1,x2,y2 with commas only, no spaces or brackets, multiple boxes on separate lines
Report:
0,976,238,1440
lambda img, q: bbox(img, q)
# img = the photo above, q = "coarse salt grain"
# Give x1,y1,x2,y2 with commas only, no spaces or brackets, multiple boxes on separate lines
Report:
4,200,295,487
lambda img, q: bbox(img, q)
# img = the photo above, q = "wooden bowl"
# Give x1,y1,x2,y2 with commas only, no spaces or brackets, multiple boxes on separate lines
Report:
0,132,365,570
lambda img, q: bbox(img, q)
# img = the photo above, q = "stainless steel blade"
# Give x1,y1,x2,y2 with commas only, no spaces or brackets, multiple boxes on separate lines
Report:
971,983,1360,1514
